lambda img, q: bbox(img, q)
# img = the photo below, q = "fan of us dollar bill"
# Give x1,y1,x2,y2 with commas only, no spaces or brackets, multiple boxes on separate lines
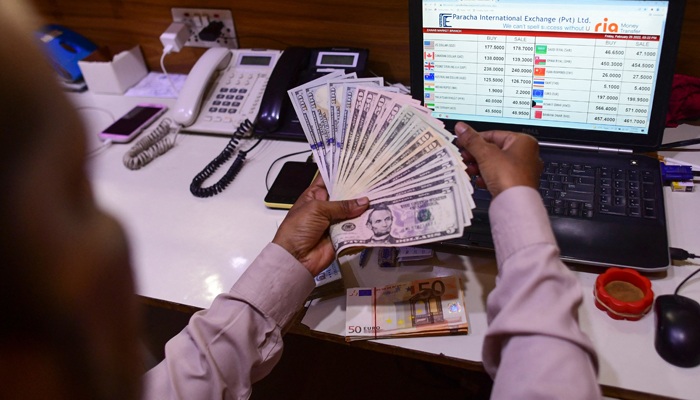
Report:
287,72,475,254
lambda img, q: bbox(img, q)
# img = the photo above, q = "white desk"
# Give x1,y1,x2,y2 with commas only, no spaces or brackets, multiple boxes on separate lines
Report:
71,91,700,399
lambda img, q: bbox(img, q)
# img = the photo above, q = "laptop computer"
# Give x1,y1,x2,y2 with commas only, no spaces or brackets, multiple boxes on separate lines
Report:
409,0,686,271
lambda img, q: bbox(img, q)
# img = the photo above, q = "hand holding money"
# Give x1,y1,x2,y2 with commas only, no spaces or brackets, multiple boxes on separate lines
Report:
272,176,369,276
288,74,476,254
455,122,543,198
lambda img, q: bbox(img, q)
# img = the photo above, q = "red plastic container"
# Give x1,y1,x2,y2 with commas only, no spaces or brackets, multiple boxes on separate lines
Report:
594,268,654,321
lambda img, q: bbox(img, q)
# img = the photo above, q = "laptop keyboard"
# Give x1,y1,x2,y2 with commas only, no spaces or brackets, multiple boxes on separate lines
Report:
539,162,657,219
473,161,659,220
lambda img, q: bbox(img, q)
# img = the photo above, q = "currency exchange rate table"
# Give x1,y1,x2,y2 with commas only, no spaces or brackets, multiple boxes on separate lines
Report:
424,30,658,132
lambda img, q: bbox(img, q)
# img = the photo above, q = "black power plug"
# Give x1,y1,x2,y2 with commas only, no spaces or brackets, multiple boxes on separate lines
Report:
198,21,224,42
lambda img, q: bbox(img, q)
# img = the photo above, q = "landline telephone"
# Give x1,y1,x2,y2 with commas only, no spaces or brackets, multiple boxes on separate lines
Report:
167,46,369,197
173,46,369,139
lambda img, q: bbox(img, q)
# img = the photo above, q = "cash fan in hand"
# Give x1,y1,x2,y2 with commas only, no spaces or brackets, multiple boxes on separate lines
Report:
288,73,475,254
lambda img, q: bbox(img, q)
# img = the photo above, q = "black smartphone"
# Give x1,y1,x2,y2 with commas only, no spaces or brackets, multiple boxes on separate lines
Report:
264,161,318,209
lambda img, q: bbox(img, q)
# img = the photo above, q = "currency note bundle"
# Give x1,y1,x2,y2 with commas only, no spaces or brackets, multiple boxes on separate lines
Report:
288,73,475,253
345,276,468,341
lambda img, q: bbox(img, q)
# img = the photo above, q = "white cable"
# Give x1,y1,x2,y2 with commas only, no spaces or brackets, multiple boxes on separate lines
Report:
160,46,179,97
87,139,112,158
123,120,181,170
75,106,116,121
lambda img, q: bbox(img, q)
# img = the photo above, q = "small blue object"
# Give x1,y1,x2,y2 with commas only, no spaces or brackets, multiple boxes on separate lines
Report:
661,163,693,182
33,25,97,82
359,289,372,296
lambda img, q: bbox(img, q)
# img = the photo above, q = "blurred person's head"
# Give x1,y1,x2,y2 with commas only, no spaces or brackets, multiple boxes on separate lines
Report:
0,2,141,399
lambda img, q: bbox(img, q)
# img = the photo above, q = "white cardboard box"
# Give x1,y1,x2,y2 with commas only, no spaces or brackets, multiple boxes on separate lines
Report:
78,45,148,94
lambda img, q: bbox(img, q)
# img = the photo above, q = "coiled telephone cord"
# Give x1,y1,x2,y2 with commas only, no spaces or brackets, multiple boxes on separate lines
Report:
123,119,180,170
190,119,259,198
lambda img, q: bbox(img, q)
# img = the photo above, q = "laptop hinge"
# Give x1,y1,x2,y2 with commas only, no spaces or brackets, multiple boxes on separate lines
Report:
540,142,633,154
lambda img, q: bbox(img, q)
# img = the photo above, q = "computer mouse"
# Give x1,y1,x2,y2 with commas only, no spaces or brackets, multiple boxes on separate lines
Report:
654,294,700,368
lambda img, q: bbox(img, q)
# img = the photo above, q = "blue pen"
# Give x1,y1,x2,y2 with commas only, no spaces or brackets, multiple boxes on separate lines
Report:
359,248,370,268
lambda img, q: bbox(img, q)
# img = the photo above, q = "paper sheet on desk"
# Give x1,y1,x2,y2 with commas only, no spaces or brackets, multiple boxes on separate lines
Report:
125,72,186,98
300,250,488,362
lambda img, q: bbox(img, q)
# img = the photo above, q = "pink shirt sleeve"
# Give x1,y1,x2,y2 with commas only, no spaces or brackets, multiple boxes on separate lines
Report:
483,186,601,399
142,242,316,400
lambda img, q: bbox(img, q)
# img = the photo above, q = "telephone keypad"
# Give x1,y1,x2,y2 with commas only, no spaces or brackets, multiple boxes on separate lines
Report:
207,70,270,126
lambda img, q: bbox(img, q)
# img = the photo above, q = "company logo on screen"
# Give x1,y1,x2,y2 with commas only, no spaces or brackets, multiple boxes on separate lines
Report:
595,18,619,32
439,13,452,27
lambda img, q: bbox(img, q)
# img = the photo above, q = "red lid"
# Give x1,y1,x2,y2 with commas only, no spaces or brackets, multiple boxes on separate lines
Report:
594,268,654,321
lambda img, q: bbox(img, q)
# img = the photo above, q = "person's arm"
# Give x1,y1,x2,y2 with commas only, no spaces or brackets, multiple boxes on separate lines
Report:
142,242,315,400
455,122,600,399
143,177,369,400
484,186,600,399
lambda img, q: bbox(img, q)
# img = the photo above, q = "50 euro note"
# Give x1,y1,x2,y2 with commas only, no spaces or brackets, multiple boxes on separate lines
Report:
345,276,468,341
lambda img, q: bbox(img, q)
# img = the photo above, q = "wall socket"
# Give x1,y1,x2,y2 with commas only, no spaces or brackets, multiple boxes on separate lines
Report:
171,8,238,49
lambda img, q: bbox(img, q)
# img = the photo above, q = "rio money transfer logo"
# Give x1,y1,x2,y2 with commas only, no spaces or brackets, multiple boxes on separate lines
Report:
439,13,452,27
595,18,619,32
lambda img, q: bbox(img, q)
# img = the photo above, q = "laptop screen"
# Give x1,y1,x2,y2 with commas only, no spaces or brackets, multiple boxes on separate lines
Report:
418,0,670,136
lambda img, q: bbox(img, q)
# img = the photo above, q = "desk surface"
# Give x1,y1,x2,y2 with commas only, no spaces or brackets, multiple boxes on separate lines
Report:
71,91,700,400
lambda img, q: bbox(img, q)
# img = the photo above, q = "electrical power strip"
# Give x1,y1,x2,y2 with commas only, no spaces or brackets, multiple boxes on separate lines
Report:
171,8,238,49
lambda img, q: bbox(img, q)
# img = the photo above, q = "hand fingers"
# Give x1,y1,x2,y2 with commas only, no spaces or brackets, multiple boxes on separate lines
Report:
307,185,329,201
465,163,480,177
460,149,477,164
315,197,370,221
479,129,522,150
309,174,326,190
294,173,328,208
454,122,497,164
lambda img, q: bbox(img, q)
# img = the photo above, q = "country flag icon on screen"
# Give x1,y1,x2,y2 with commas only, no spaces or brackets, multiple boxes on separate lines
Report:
535,56,546,65
536,45,548,54
535,110,543,119
425,82,435,90
425,92,435,101
425,51,435,61
424,72,435,81
534,68,546,76
532,99,543,108
425,61,435,71
533,79,545,87
533,89,544,98
424,40,435,50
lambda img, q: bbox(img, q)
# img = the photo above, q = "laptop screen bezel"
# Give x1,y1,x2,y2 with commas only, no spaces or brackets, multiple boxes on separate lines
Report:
409,0,686,153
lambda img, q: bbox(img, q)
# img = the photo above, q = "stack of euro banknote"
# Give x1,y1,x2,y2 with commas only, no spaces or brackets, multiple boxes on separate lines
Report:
345,276,468,341
287,72,475,254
